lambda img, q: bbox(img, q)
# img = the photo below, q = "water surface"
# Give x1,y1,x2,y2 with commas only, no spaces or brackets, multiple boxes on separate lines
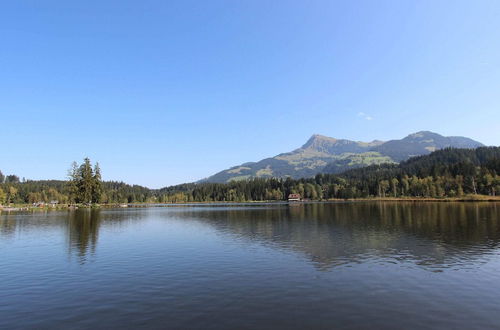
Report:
1,202,500,329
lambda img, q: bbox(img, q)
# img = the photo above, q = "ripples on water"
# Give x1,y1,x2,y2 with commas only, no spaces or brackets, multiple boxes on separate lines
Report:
1,202,500,329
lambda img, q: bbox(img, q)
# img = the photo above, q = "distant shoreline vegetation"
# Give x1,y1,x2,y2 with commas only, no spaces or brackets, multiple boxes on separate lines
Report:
0,147,499,208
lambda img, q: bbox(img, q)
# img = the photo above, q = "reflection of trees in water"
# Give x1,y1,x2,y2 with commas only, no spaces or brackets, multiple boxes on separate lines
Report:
1,208,148,263
65,208,147,263
2,204,499,269
0,214,18,238
170,203,500,270
0,210,69,239
67,209,102,263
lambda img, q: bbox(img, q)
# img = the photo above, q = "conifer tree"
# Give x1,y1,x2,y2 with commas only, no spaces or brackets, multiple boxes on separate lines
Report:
92,163,102,203
67,158,103,205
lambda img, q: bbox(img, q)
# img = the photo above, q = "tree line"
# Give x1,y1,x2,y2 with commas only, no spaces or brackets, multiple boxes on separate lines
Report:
0,158,155,205
157,147,500,202
1,147,499,205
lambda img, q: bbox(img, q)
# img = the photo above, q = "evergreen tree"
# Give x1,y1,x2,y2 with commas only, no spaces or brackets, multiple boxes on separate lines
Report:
92,163,102,203
68,161,79,203
0,187,5,204
67,158,103,205
5,175,20,183
79,158,94,204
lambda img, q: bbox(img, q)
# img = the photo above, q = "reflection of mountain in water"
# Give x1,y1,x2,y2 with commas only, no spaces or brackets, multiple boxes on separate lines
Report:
170,203,500,270
1,203,499,270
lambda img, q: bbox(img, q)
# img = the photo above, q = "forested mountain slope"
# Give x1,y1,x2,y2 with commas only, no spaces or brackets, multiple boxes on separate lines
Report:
203,131,484,183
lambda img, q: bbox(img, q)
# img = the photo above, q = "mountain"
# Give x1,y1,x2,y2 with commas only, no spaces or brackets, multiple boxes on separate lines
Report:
370,131,484,162
202,131,484,183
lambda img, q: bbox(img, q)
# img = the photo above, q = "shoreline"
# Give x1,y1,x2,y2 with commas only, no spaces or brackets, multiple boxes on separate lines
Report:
1,195,500,212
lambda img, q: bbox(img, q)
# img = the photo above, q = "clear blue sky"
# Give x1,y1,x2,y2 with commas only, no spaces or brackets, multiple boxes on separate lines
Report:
1,0,499,188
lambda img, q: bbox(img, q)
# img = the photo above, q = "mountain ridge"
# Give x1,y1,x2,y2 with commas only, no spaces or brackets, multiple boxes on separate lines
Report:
201,131,484,183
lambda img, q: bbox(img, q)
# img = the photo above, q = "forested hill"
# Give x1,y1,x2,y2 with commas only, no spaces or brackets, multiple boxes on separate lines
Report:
174,146,499,202
332,147,500,198
341,147,500,181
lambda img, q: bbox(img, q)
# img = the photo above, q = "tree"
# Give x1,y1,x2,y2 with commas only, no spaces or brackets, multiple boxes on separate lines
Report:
378,180,390,197
68,161,79,203
0,170,4,184
391,178,399,197
92,163,102,203
5,175,20,183
0,187,6,204
28,192,42,204
79,158,94,204
68,158,103,205
7,186,18,204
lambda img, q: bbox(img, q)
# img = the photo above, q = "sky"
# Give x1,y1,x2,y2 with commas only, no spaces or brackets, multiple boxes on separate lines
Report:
1,0,499,188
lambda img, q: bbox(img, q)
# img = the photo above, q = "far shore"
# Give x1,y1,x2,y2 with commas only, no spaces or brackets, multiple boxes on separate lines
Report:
1,195,500,212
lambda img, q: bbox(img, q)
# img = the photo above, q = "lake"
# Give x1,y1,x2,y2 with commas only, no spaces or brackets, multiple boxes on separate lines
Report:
1,202,500,329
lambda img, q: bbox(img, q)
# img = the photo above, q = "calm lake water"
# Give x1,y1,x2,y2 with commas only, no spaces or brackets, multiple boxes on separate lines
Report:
1,202,500,329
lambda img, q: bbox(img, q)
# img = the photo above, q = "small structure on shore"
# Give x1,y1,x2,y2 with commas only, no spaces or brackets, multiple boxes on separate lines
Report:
288,193,301,202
